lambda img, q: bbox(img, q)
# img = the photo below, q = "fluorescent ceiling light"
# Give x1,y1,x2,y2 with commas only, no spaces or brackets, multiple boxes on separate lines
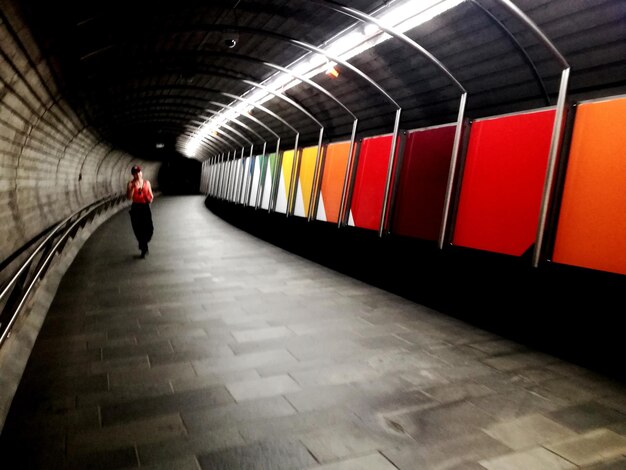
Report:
182,0,464,157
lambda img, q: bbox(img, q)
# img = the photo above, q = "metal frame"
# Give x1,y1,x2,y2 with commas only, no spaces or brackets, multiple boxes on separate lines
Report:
209,159,214,196
488,0,570,268
182,129,228,154
199,108,263,204
206,100,280,208
215,94,287,209
469,0,550,106
183,71,313,209
193,88,293,207
239,78,324,216
185,71,323,216
177,25,398,219
239,146,254,205
198,52,359,219
248,142,267,206
218,91,297,212
219,151,230,199
184,51,359,213
205,132,237,155
190,112,255,205
222,152,231,200
307,0,467,237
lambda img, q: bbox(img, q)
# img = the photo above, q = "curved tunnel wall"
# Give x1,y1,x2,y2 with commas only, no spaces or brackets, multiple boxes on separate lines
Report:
0,0,620,386
0,2,160,263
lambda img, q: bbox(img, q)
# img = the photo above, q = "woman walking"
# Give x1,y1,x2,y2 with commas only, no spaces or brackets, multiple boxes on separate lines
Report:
127,165,154,258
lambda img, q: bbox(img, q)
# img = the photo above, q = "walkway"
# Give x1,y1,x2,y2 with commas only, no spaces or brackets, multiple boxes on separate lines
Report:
2,195,626,469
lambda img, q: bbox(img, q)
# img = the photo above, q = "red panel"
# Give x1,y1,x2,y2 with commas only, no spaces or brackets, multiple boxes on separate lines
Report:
452,109,555,256
350,135,394,230
392,124,456,240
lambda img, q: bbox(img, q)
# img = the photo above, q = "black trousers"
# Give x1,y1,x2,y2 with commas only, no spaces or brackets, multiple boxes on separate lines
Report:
129,203,153,252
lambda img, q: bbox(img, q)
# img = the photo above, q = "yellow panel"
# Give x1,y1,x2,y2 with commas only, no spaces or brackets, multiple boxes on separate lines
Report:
282,150,295,201
299,146,319,217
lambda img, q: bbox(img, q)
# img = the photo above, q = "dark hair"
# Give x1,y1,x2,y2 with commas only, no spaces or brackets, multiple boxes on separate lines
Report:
131,165,142,174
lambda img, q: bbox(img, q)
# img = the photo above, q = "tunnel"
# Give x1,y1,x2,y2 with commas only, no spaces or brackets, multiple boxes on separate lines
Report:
1,0,626,468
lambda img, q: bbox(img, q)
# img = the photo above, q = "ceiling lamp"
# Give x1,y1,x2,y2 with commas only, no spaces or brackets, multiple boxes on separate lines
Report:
325,63,339,78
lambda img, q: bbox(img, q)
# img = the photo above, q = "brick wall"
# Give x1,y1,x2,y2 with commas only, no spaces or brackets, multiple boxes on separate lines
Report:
0,0,160,262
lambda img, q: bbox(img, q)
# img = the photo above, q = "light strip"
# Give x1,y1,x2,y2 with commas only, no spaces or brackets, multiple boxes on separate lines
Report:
182,0,464,157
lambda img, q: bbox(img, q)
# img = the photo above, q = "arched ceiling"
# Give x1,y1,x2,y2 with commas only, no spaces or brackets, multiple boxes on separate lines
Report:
17,0,626,161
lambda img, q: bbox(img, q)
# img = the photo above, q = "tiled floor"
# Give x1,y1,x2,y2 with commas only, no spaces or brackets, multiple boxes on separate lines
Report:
1,195,626,469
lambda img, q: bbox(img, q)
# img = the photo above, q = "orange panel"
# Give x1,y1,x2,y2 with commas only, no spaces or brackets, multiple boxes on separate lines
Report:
320,141,351,223
552,96,626,275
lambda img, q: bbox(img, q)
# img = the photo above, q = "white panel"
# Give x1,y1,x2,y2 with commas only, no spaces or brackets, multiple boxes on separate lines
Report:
293,180,306,217
317,195,327,222
249,156,261,207
274,170,288,213
260,161,273,210
238,158,248,203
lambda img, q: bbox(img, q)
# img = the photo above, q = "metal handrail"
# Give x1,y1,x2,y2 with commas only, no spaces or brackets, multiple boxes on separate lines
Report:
0,194,125,345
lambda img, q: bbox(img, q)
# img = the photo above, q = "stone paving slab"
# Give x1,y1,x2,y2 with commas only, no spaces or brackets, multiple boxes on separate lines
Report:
546,429,626,467
311,452,398,469
2,196,626,469
382,431,511,470
479,447,577,469
483,413,577,451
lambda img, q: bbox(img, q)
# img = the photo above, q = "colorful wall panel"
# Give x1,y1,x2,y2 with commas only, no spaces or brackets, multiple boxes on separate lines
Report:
216,161,224,198
209,163,215,196
232,160,240,202
226,160,234,201
274,150,292,213
222,160,229,199
260,153,276,210
223,161,229,199
240,156,251,204
552,96,626,275
222,161,228,193
318,141,352,223
208,162,214,195
217,162,223,197
234,159,243,203
294,146,319,218
452,108,556,256
349,135,398,230
222,160,229,198
248,155,261,207
228,161,234,201
392,124,456,241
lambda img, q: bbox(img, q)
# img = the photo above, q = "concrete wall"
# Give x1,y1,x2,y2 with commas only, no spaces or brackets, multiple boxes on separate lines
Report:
0,0,159,263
